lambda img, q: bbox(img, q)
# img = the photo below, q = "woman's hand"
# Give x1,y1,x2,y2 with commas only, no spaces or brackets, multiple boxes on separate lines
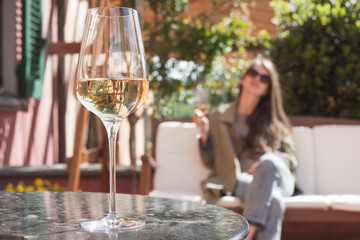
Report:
247,162,259,175
193,109,209,145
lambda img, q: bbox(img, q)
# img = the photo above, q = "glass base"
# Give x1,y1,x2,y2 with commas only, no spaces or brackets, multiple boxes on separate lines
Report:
81,213,145,233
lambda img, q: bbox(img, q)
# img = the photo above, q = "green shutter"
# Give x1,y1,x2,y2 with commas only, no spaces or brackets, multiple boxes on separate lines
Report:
17,0,45,99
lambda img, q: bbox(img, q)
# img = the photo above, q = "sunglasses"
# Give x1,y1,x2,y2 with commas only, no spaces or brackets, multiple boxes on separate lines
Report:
247,68,271,83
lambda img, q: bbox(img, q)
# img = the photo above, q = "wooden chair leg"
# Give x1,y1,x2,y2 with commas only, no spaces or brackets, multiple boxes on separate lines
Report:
139,155,156,195
67,106,89,191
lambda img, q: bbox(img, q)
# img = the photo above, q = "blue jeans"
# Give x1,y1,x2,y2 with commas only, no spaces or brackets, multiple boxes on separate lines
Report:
234,152,295,240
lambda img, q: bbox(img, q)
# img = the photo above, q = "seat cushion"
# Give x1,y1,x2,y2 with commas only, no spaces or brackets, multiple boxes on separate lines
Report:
292,126,316,194
328,194,360,212
154,122,211,195
216,196,243,209
149,190,204,202
313,125,360,195
284,195,330,210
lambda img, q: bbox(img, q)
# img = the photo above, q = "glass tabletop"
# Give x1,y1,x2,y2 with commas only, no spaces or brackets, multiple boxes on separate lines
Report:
0,191,248,240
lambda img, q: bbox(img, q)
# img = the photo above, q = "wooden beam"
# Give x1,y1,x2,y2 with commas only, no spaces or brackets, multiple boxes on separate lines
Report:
67,106,89,191
48,42,80,55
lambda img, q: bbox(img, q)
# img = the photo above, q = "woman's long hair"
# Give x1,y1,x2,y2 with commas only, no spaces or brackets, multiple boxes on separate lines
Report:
240,56,292,153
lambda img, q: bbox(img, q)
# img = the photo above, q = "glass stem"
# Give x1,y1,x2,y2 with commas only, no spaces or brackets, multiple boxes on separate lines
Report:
103,120,122,215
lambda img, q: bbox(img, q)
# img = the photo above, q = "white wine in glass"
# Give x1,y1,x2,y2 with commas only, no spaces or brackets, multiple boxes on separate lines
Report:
193,85,210,113
76,7,148,232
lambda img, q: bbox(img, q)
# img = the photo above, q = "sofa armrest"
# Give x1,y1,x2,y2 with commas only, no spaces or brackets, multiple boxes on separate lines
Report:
139,154,156,195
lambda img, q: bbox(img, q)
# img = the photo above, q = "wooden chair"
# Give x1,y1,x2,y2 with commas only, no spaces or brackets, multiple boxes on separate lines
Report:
48,41,109,192
67,106,109,192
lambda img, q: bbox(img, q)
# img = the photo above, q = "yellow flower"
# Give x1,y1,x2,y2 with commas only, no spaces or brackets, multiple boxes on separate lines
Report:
35,178,44,187
16,182,26,191
5,183,15,191
2,178,67,192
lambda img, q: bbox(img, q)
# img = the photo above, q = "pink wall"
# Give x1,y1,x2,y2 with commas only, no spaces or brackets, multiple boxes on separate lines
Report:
0,1,59,167
0,102,58,166
0,56,59,167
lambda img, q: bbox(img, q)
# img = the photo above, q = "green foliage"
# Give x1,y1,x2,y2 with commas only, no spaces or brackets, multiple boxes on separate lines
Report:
265,0,360,118
144,0,248,117
204,55,246,107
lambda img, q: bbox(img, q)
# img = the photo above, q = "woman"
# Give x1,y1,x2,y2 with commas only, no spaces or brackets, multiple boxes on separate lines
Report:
193,56,298,240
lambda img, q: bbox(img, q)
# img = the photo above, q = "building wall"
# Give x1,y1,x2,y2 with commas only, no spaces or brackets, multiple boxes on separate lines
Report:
0,1,59,167
248,0,277,37
0,57,59,166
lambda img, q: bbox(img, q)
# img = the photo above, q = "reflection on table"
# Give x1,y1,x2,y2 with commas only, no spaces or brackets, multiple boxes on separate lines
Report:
0,191,249,240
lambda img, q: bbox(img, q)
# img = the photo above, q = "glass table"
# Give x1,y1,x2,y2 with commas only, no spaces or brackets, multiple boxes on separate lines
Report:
0,191,249,240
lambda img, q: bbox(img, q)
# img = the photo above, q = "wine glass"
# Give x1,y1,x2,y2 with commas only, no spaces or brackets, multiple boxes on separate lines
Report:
76,7,148,232
193,85,210,114
193,85,210,140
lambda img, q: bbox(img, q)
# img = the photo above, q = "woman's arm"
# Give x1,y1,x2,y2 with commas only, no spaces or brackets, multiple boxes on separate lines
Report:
198,136,214,168
193,110,214,168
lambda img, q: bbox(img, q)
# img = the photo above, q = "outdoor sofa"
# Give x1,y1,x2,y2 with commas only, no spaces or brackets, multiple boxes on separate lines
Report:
139,116,360,240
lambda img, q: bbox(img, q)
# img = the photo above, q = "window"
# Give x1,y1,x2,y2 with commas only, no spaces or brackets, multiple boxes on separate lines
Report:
0,0,45,110
0,0,27,111
0,0,17,96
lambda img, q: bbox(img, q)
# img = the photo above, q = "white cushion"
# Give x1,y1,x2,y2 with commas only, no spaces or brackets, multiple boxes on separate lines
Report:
154,122,211,195
149,190,204,202
313,125,360,195
292,126,316,194
216,196,243,209
328,194,360,212
284,195,330,210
